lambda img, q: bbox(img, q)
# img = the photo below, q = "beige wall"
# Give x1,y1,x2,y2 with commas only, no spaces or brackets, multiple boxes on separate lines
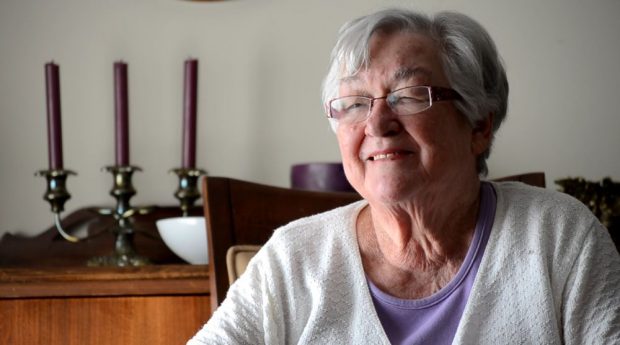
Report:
1,0,619,237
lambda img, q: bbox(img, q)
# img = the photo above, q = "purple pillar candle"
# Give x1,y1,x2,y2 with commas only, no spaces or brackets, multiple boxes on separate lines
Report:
182,59,198,169
45,62,64,170
114,62,129,166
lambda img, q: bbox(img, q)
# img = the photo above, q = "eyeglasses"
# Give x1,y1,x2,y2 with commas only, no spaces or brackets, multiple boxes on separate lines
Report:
326,86,462,124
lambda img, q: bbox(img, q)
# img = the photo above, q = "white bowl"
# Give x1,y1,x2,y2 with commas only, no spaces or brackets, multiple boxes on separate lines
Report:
156,217,209,265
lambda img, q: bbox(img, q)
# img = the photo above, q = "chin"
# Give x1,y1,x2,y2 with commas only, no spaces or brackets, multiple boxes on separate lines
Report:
363,179,414,204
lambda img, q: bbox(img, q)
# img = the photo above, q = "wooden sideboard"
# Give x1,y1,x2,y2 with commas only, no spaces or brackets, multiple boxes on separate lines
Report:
0,206,211,345
0,265,210,345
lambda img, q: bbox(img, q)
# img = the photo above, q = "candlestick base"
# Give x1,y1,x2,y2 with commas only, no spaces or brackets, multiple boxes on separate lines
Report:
87,226,150,267
171,167,207,216
87,254,150,267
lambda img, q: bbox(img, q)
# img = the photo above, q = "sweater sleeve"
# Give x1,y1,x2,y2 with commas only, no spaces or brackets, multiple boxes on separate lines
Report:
562,221,620,345
187,248,280,345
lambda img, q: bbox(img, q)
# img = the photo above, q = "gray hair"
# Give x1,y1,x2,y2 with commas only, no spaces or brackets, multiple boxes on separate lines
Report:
321,9,508,176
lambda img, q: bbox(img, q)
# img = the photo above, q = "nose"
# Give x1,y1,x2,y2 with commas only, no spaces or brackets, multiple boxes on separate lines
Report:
364,98,402,137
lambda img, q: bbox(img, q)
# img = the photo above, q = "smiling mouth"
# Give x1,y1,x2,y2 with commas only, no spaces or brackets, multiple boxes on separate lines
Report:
367,151,413,161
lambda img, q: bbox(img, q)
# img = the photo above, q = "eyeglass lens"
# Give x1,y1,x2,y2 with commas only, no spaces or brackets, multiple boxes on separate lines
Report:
329,86,433,123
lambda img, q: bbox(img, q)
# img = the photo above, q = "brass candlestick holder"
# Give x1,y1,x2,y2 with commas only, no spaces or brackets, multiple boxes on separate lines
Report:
171,167,207,216
87,165,152,267
35,169,79,242
36,165,152,266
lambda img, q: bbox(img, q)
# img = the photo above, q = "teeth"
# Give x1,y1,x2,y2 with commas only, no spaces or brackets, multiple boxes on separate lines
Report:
371,153,397,161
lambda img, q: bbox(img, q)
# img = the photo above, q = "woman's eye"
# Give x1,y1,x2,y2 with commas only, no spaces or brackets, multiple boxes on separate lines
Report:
393,96,424,105
345,102,365,111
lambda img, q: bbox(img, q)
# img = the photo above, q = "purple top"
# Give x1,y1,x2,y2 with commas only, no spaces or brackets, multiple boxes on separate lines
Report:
368,182,496,345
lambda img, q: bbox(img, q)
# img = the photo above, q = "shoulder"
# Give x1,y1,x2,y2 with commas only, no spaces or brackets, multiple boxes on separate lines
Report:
268,200,367,246
489,181,604,260
250,200,366,269
492,181,596,227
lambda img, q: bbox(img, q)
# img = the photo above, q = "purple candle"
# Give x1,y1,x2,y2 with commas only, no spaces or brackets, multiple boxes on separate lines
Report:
114,62,129,166
45,62,64,170
182,59,198,169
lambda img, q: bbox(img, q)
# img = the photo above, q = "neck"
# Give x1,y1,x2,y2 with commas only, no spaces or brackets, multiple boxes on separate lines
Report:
371,179,479,254
357,179,482,297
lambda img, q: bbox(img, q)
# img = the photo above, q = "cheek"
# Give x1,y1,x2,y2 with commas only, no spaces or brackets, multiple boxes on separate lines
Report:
406,116,473,166
336,126,364,181
404,120,442,154
336,125,362,159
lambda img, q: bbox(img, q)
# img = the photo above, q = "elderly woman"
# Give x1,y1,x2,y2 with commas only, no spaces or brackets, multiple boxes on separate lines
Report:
189,8,619,345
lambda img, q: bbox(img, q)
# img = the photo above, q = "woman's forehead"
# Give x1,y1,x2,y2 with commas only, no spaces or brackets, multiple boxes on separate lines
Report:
340,66,432,88
349,33,438,76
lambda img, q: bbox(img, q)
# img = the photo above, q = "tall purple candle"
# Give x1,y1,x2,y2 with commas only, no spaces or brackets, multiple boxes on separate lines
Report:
182,59,198,169
45,62,64,170
114,62,129,166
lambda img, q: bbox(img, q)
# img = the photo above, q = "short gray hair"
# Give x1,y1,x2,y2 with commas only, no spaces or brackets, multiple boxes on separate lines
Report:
321,8,508,176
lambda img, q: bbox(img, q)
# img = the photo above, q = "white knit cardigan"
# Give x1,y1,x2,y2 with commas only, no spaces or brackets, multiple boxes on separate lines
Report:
188,182,620,344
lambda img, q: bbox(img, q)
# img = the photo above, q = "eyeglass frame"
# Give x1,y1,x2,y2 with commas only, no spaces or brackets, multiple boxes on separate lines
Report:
325,85,462,123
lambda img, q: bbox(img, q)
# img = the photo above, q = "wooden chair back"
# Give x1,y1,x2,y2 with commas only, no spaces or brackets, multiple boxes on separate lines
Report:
491,172,546,187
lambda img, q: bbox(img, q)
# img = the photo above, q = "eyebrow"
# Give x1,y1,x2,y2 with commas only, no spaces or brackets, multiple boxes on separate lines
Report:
393,67,431,83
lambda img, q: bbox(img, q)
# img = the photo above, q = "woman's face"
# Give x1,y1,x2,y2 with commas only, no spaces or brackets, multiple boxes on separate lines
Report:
335,31,491,205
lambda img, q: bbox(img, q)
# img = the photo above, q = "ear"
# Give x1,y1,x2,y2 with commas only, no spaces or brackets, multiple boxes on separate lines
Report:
471,113,494,155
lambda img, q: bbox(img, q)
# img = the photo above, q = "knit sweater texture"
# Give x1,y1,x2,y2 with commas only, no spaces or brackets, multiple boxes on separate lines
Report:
188,182,620,344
